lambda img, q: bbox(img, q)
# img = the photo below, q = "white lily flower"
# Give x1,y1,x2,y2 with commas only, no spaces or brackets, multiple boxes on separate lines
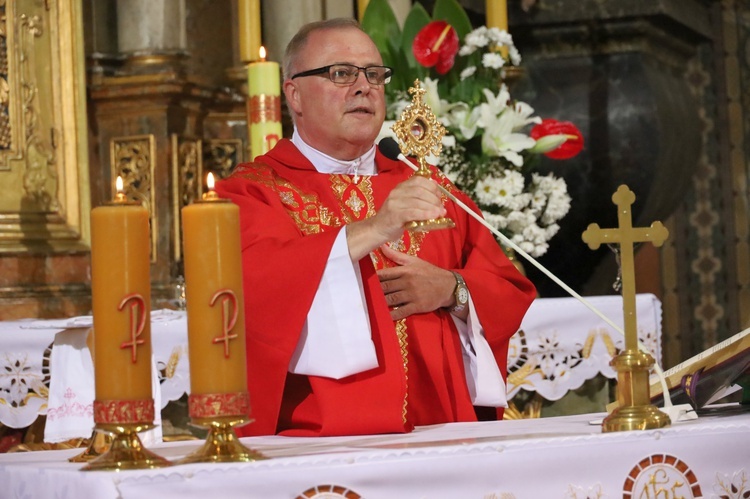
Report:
530,134,568,154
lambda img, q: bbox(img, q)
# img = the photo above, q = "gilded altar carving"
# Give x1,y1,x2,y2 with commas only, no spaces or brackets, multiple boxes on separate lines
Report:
171,134,202,261
0,1,90,252
111,135,157,261
204,139,242,180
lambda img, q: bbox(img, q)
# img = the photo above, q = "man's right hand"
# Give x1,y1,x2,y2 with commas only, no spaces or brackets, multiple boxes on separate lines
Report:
346,175,447,261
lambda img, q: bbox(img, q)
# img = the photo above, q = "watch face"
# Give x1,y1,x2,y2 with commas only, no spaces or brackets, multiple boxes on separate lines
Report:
457,286,469,304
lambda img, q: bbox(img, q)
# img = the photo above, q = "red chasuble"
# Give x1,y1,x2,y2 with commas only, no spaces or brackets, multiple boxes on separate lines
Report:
215,139,536,437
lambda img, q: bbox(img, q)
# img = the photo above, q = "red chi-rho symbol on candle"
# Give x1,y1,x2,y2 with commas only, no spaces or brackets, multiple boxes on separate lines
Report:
118,293,147,363
210,289,239,358
265,134,280,151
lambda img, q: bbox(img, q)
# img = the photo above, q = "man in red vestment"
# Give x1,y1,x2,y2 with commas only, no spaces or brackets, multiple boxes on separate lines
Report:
216,18,536,437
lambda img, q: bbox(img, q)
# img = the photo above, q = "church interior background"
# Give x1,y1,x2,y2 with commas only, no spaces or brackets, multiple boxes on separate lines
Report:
0,0,747,376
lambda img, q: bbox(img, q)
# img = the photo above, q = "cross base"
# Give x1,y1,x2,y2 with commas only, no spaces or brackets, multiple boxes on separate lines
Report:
602,349,671,432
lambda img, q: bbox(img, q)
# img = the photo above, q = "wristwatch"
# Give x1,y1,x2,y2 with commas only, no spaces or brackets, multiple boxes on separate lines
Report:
449,271,469,314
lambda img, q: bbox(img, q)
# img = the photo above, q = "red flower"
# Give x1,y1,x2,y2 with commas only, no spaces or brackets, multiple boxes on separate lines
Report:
530,119,584,160
412,21,459,75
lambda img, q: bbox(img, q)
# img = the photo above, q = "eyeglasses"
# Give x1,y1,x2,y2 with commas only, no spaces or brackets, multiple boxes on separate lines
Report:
291,64,393,85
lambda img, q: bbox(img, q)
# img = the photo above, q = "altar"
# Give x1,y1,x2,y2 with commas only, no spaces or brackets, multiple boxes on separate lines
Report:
0,294,663,441
0,408,747,498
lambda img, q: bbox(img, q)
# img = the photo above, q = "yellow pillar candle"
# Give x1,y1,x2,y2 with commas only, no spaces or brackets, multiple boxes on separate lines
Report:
486,0,508,32
90,176,152,404
182,173,248,400
238,0,261,63
358,0,370,20
247,46,282,160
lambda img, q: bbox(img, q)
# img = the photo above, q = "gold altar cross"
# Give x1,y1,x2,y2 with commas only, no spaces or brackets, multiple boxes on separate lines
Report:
582,185,668,351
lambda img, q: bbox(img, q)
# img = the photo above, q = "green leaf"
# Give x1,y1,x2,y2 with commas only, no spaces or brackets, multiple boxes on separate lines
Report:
361,0,402,69
400,3,431,71
432,0,473,41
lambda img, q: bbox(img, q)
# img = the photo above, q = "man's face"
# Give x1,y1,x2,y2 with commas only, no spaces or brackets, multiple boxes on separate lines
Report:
284,28,386,160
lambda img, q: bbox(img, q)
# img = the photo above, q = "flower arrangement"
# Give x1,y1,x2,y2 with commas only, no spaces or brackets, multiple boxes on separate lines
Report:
363,0,583,257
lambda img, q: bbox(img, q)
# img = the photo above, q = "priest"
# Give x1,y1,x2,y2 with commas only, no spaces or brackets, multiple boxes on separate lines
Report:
216,18,536,437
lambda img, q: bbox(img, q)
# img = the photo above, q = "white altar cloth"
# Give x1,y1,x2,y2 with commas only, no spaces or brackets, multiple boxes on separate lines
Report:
0,408,747,499
0,295,662,437
508,293,662,401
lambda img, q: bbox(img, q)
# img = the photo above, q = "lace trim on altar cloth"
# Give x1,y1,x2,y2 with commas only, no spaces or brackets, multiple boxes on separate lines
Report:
507,294,663,401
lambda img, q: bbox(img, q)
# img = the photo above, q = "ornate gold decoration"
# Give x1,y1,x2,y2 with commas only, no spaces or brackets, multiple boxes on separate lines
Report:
623,454,702,498
18,13,58,209
171,134,202,261
80,397,171,471
93,398,155,425
68,430,112,463
188,392,250,419
0,1,11,154
204,139,242,179
234,163,342,234
582,185,670,432
179,391,265,464
391,79,454,231
503,394,543,420
80,421,172,471
0,1,91,253
111,135,157,261
395,318,409,425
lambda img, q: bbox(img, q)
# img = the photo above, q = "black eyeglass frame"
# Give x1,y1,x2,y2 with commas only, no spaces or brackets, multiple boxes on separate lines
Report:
290,64,393,85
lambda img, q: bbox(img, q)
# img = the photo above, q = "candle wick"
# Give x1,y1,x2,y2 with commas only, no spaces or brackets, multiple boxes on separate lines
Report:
203,190,220,201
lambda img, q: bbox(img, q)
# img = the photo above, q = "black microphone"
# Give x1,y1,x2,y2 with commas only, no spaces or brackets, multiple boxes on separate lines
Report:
378,137,404,162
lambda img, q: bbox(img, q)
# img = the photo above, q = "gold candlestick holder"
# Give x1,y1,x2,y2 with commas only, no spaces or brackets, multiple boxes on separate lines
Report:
68,429,112,463
602,349,671,432
81,399,172,471
391,79,455,232
177,392,266,464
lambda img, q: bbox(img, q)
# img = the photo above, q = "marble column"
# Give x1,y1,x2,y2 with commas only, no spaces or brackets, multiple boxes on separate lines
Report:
507,0,712,297
387,0,411,27
324,0,353,20
263,0,322,65
116,0,187,71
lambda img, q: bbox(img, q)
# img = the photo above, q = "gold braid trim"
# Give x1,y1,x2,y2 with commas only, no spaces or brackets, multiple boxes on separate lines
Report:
395,318,409,425
232,164,342,234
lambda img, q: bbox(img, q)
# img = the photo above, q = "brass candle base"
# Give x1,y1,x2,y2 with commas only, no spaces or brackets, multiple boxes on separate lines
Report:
602,349,671,433
68,429,113,463
177,415,266,464
602,403,671,432
404,217,455,232
80,423,173,471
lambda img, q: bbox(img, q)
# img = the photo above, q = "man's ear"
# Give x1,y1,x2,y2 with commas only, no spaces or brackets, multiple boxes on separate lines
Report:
283,79,302,116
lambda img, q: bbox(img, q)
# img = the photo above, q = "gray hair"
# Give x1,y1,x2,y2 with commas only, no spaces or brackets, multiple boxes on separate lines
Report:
283,18,366,80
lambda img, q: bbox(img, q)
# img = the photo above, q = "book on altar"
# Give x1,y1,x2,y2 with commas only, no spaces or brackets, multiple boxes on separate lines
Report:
650,327,750,410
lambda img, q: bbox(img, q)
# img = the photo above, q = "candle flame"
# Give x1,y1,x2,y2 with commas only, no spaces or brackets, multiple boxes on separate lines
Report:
259,46,266,61
113,175,127,202
207,172,215,191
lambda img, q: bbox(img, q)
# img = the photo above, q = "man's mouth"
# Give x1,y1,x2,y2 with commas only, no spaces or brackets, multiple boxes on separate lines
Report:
347,106,374,115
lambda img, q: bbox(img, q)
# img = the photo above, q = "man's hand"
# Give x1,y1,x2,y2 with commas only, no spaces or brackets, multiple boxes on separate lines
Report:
377,245,458,321
347,176,446,261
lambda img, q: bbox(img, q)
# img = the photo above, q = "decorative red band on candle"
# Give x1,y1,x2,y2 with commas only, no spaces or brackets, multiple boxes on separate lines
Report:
248,95,282,123
94,399,155,425
188,392,251,419
210,288,239,358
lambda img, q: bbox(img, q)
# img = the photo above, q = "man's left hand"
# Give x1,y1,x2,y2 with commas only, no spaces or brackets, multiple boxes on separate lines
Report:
377,245,456,321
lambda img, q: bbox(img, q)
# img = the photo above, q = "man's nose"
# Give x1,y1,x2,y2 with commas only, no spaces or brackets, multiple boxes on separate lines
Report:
352,70,372,94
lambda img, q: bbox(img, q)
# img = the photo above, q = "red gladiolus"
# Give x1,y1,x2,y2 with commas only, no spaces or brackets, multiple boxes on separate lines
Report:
412,21,459,75
530,119,584,160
